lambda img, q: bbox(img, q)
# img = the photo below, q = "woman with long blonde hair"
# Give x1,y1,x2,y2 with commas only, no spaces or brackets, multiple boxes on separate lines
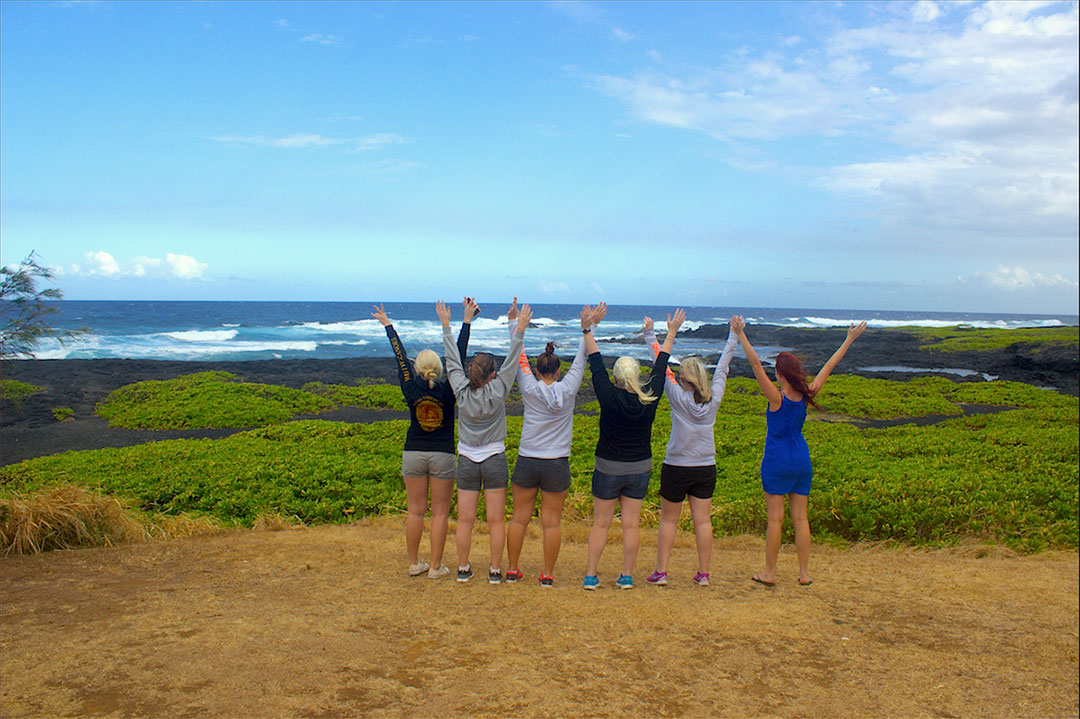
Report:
642,315,739,588
582,306,685,590
371,300,476,579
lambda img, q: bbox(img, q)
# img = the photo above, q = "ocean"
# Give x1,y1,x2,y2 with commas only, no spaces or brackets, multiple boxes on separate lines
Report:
28,301,1078,364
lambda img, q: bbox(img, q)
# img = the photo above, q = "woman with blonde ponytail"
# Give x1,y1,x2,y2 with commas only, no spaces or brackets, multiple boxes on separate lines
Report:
372,301,476,580
581,306,686,591
642,316,739,588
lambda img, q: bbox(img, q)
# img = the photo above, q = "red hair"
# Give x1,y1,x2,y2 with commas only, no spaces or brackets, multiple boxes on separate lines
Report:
775,352,820,410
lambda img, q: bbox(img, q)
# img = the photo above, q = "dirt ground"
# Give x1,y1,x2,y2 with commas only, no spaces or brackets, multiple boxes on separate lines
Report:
1,520,1077,719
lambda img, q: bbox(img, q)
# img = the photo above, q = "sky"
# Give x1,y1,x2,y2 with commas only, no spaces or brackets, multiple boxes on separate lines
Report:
1,0,1077,314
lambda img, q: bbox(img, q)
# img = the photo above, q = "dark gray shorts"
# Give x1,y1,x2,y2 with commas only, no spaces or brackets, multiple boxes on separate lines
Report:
457,453,509,491
511,456,572,493
401,451,457,481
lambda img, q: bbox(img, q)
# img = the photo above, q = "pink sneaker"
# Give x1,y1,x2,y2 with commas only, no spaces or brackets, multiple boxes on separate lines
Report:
693,572,710,587
646,570,668,586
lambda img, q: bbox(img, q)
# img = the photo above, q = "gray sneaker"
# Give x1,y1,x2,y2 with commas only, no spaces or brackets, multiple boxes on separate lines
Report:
428,565,450,579
408,560,429,577
456,564,473,582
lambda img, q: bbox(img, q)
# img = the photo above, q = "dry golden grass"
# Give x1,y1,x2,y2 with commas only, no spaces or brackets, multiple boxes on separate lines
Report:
0,484,221,554
1,518,1076,719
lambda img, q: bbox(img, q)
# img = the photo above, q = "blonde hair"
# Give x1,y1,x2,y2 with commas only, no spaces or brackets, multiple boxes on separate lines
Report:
613,356,657,404
678,356,711,404
414,349,443,389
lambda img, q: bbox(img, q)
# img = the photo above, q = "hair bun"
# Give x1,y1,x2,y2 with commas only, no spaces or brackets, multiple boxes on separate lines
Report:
545,341,557,355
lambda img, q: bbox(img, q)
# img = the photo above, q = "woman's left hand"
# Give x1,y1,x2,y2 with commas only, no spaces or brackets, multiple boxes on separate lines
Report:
517,304,533,333
435,300,451,328
667,308,686,335
848,321,867,342
370,304,391,327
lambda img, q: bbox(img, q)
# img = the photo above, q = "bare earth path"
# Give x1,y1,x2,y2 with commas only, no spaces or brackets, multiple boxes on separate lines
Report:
1,520,1077,719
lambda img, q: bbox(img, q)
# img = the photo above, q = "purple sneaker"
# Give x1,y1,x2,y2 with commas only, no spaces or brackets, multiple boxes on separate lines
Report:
693,571,710,587
646,570,668,586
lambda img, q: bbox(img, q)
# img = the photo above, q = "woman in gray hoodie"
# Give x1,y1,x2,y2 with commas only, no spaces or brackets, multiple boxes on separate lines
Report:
438,299,531,584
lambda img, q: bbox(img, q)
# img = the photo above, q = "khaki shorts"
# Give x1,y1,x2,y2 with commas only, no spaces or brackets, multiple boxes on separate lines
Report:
402,451,457,481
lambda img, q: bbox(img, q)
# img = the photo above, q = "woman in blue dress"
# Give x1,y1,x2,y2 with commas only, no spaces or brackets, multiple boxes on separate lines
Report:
731,315,866,587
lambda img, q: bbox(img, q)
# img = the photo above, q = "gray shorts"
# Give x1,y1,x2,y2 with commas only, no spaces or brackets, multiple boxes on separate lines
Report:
511,455,572,493
402,451,457,481
457,453,509,492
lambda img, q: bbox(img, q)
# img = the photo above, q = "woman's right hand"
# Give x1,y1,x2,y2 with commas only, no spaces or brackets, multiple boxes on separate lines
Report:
462,297,481,322
642,316,654,333
507,296,518,321
517,304,532,333
370,304,391,327
731,315,746,336
435,300,451,328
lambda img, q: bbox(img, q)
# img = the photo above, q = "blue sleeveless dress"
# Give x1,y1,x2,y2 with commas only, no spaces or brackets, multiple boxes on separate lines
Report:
760,394,812,496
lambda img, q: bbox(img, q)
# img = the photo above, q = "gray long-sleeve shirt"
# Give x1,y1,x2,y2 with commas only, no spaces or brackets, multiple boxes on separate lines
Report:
443,325,524,453
646,327,738,467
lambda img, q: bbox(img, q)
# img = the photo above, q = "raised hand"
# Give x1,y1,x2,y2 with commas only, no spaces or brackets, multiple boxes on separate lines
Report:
667,308,686,335
847,321,867,342
371,304,391,327
642,316,654,333
592,302,608,326
435,300,451,328
580,305,593,331
463,296,481,323
517,303,533,333
507,296,519,321
731,315,746,336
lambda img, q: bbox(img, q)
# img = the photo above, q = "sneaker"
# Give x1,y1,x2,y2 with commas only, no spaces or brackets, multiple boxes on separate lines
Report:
456,564,473,582
504,568,523,583
693,571,711,587
488,567,503,584
408,560,430,577
428,565,450,579
646,570,668,586
539,572,554,588
616,574,634,590
583,575,600,591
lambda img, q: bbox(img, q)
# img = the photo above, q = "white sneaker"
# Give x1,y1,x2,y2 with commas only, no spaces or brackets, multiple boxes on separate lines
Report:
408,560,430,577
428,565,450,579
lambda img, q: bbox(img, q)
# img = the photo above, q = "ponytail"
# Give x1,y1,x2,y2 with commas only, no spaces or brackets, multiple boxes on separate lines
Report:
468,353,496,390
775,352,820,410
613,356,657,405
536,341,560,377
679,356,711,404
414,349,443,389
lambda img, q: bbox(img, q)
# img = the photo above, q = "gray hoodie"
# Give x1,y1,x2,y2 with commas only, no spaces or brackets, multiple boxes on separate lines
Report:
645,327,738,467
443,325,524,450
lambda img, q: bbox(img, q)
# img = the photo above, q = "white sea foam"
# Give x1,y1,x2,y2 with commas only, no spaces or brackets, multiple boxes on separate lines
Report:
782,316,1067,330
162,329,239,342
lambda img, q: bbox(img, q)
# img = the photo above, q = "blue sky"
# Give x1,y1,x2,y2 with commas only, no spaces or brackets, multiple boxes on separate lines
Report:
1,0,1077,313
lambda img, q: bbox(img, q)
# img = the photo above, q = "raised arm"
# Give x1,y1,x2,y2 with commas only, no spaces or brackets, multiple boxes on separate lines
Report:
495,303,530,393
457,296,480,360
437,300,468,394
809,321,867,394
581,302,604,357
709,322,740,403
643,316,678,386
373,304,412,389
731,315,782,410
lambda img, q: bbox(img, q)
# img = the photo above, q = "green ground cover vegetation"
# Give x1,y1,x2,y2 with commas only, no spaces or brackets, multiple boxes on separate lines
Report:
301,380,407,411
905,325,1078,352
3,375,1076,552
0,378,45,403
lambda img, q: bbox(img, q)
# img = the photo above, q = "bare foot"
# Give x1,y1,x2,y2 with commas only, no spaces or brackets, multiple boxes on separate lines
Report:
751,574,776,587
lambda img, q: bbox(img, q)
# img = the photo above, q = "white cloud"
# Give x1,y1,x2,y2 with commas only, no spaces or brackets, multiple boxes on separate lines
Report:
586,1,1079,244
72,252,207,280
965,265,1078,290
538,280,572,294
207,132,411,152
299,33,340,46
612,27,634,42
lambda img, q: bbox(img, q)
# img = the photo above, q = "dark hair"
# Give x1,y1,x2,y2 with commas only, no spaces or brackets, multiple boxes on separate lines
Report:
774,352,819,410
468,353,496,389
536,341,560,377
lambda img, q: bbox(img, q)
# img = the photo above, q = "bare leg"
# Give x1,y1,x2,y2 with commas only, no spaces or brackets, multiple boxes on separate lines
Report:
655,498,681,574
619,496,644,576
403,476,429,565
455,489,480,569
429,477,454,569
789,493,812,584
485,487,507,571
688,495,713,574
758,492,786,583
507,485,538,572
540,489,569,575
586,497,618,576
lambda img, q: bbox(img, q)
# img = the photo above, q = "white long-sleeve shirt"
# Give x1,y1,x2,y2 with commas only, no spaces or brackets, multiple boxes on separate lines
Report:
510,321,589,459
645,327,738,467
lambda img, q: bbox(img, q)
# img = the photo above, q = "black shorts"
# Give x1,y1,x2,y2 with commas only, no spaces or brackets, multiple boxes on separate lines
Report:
660,463,717,503
511,456,572,493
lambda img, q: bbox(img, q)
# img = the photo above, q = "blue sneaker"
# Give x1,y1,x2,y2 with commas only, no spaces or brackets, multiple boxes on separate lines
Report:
583,575,600,591
616,574,634,590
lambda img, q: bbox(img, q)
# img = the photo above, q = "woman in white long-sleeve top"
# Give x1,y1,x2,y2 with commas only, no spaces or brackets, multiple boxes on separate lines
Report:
438,298,531,585
504,300,604,588
642,316,739,587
